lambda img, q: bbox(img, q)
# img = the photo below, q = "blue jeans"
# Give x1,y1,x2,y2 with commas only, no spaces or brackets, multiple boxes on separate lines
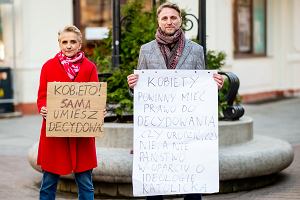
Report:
39,170,94,200
146,194,202,200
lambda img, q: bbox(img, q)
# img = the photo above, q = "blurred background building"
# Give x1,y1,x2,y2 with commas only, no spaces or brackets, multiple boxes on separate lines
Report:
0,0,300,114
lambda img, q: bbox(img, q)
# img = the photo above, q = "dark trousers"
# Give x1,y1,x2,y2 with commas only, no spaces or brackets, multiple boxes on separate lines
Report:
146,194,202,200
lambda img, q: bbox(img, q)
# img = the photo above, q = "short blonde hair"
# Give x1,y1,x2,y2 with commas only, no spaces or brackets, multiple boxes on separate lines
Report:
157,2,181,18
58,25,82,43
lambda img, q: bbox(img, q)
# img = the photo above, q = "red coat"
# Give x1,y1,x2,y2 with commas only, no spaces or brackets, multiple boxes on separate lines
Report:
37,54,98,175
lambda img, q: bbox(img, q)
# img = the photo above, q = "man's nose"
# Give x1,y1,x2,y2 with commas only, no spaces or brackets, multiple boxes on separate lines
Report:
166,18,172,24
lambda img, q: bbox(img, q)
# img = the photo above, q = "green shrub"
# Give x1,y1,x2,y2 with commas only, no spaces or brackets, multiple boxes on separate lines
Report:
90,0,156,116
206,50,229,117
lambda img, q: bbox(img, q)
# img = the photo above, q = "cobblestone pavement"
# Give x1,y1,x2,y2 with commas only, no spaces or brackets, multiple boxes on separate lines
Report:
0,97,300,200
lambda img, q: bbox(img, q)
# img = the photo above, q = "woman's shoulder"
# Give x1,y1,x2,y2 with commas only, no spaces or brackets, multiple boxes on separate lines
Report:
41,56,58,70
43,54,59,65
82,57,97,71
83,57,96,66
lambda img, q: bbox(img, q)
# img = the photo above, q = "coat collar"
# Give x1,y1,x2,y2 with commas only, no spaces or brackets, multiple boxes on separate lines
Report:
176,39,192,69
55,56,86,82
153,41,167,69
153,39,192,69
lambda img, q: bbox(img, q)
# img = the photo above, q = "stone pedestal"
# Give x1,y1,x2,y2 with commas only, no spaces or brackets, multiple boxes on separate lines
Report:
28,116,294,196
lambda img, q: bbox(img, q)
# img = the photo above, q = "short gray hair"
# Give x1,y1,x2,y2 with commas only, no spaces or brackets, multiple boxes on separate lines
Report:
58,25,82,43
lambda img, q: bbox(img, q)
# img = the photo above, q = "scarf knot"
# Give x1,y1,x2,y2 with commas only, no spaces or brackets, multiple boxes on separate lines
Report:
57,51,85,80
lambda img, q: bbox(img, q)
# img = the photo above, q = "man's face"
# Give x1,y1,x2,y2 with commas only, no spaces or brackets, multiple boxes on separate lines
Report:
157,7,182,36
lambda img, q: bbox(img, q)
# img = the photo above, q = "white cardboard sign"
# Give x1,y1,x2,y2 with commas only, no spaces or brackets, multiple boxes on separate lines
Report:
132,70,219,196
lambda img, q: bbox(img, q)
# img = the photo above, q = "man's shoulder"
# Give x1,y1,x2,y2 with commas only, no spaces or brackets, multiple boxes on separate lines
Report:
186,39,203,51
140,40,157,51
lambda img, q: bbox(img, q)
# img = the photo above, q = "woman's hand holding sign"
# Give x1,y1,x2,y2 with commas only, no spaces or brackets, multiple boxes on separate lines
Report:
40,106,48,119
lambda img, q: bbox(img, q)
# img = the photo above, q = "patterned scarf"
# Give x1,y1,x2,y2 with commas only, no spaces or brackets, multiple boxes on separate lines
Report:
57,51,84,80
155,28,185,69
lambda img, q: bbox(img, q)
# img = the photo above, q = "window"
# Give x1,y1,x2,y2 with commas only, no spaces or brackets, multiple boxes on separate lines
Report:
73,0,154,55
73,0,116,55
233,0,267,57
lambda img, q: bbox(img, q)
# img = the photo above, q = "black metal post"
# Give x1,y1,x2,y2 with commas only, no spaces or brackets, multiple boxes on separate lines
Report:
73,0,81,29
112,0,120,68
152,0,156,8
199,0,207,67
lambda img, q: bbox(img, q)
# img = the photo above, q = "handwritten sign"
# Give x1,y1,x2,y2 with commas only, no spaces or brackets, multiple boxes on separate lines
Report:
132,70,219,196
46,82,107,137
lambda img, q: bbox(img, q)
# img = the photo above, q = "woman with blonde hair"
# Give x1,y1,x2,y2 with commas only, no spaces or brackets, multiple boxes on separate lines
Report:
37,25,98,200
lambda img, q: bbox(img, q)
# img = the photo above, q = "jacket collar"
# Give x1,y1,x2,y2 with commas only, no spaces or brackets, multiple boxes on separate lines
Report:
153,39,192,69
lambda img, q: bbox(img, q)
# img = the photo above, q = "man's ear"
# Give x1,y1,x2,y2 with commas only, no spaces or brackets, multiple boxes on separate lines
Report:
180,17,183,27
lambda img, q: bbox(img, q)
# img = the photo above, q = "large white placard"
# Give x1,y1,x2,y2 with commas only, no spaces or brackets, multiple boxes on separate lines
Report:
132,70,219,196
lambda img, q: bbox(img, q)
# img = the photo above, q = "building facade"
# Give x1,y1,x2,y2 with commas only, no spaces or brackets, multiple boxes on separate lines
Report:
0,0,300,114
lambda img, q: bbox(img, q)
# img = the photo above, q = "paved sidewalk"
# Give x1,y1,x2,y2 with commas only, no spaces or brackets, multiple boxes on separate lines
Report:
206,145,300,200
0,97,300,199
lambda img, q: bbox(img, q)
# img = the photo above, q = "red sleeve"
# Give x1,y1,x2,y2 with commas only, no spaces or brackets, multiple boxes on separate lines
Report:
37,63,48,112
89,64,99,82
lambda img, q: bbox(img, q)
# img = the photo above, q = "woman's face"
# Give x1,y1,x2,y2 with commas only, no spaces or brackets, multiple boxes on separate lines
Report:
58,32,81,57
